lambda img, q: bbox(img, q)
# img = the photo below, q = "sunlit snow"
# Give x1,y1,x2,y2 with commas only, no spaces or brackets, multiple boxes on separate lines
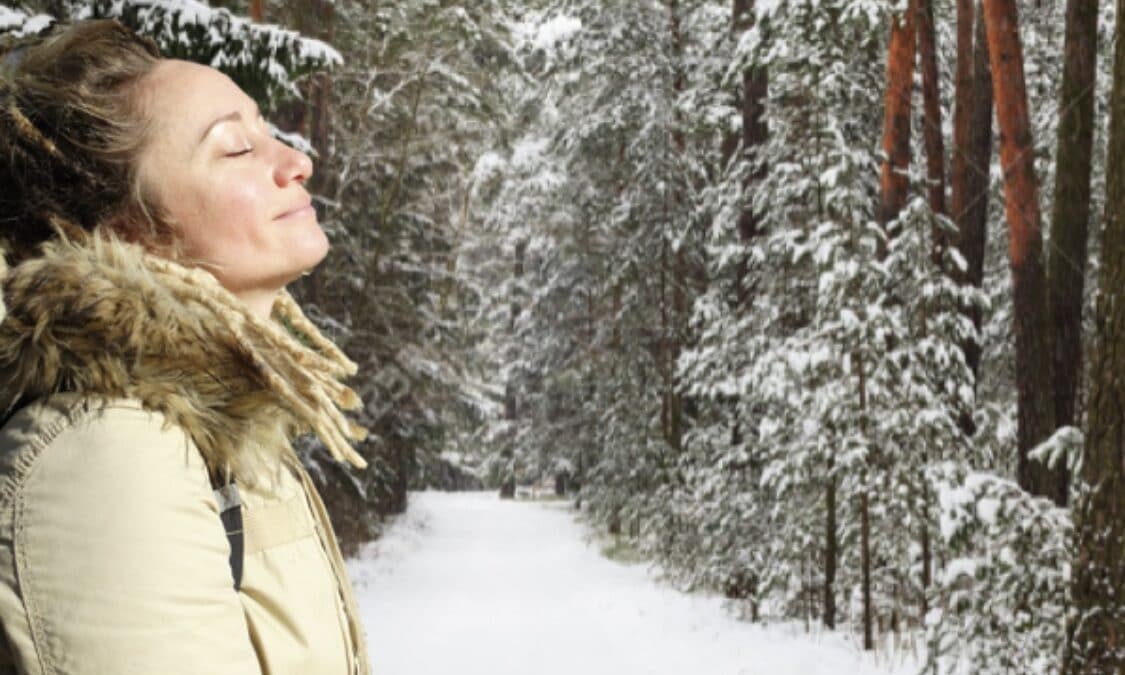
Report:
533,15,581,50
348,491,918,675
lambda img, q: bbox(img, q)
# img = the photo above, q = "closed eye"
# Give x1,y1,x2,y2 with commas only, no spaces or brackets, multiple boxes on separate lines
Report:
226,147,253,157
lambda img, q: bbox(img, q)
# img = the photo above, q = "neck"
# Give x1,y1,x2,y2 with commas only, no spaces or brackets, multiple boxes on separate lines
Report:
236,288,281,319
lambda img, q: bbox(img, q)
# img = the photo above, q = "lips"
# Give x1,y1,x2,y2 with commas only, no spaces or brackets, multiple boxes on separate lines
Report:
275,200,314,220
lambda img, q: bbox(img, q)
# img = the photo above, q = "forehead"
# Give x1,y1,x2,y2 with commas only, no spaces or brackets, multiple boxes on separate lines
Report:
141,59,254,148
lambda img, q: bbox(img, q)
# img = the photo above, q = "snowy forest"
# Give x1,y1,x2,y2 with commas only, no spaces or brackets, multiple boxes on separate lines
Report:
5,0,1125,671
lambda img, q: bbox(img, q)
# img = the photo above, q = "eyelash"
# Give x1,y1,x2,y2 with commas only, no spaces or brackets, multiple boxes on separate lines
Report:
223,119,271,157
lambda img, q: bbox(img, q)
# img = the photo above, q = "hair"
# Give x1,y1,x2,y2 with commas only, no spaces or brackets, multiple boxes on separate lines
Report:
0,19,171,264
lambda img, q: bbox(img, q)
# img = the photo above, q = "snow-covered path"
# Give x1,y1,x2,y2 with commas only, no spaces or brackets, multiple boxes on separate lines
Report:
346,491,916,675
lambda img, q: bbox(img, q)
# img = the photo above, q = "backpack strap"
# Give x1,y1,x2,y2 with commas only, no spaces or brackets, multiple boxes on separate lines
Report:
211,477,244,592
0,395,34,429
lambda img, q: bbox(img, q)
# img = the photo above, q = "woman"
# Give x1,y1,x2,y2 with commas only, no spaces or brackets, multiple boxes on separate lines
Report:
0,18,372,675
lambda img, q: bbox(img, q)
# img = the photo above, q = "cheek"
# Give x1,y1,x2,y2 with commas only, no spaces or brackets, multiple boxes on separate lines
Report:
178,172,270,255
213,175,270,232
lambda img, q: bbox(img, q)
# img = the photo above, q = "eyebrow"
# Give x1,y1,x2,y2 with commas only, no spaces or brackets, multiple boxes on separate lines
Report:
198,105,263,145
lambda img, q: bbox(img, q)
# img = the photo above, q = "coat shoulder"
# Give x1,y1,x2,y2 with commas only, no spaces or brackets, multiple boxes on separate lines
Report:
0,395,207,507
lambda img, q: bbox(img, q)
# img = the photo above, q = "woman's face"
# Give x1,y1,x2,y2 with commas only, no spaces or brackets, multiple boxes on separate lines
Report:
136,59,328,315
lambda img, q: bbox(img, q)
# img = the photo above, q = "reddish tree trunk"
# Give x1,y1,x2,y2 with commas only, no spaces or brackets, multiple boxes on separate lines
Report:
952,0,994,440
982,0,1064,504
950,0,978,396
880,0,917,237
951,0,983,439
950,0,976,233
967,4,994,287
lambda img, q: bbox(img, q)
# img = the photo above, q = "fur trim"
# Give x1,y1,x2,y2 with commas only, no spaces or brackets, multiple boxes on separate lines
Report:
0,232,367,485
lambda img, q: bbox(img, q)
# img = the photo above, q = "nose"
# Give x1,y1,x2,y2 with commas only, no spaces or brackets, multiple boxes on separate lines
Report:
275,140,313,186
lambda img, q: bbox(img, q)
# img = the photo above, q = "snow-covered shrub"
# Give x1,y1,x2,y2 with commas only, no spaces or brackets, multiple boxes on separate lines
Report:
927,463,1072,675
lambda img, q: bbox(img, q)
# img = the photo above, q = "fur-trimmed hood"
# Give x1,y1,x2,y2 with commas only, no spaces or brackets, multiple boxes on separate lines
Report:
0,233,367,483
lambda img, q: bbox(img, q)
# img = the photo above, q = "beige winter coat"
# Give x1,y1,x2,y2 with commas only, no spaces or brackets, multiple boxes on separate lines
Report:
0,234,372,674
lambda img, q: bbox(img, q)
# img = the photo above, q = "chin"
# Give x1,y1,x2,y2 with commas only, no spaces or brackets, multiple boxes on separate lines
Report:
288,227,331,269
304,238,331,270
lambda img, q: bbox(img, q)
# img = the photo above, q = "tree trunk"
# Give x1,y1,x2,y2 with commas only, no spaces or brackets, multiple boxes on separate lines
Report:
725,0,770,471
1047,0,1098,476
951,0,982,436
664,0,688,456
921,500,932,619
861,489,873,650
950,0,975,233
824,460,837,630
982,0,1064,504
660,240,675,450
858,354,874,651
500,241,526,500
879,0,917,238
667,303,685,454
918,0,948,266
733,0,768,240
729,0,769,308
1066,0,1125,663
956,3,994,387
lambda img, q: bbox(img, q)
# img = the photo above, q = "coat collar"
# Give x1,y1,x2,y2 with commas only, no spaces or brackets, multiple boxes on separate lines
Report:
0,233,367,483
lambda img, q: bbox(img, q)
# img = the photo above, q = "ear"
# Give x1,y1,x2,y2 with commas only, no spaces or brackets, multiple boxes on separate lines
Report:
99,201,179,257
97,209,143,244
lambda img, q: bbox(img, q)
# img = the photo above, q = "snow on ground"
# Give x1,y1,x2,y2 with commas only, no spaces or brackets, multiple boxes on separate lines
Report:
347,491,920,675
